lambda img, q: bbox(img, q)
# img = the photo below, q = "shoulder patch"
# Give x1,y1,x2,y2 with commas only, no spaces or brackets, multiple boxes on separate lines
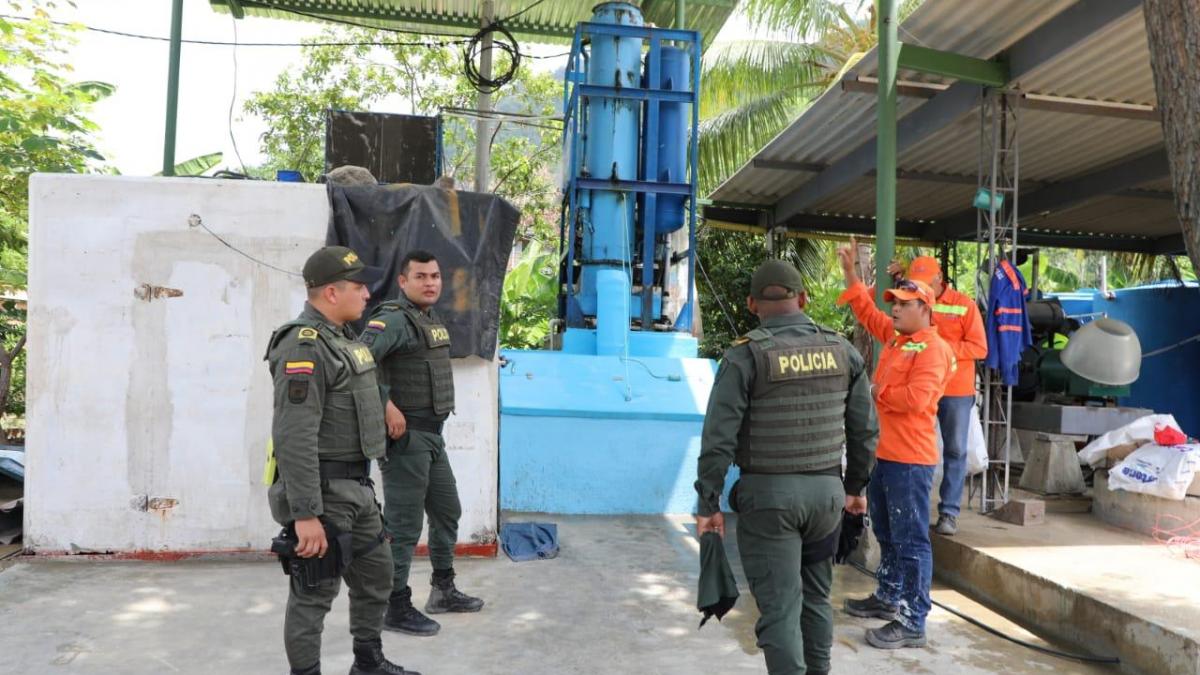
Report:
297,327,319,341
366,319,387,332
285,360,315,375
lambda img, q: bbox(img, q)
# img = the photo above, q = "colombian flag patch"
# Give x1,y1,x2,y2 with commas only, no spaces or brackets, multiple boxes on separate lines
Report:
366,320,386,332
285,360,315,375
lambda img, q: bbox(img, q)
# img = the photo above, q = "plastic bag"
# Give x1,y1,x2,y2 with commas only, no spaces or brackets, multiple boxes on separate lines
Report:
1078,414,1180,468
967,405,987,476
1107,443,1200,500
1154,424,1188,447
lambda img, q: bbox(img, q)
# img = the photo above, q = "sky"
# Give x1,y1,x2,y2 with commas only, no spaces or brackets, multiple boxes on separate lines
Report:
30,1,763,176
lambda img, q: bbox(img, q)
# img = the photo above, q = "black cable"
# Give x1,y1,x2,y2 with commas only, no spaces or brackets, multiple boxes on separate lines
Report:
464,21,521,94
846,562,1120,665
696,255,740,338
196,221,301,277
501,0,551,23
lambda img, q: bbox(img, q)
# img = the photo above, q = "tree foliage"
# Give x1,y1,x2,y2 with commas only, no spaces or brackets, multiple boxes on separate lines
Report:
0,2,110,419
243,28,562,244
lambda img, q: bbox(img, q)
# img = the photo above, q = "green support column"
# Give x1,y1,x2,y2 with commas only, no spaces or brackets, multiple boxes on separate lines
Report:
676,0,685,28
874,0,898,309
162,0,184,177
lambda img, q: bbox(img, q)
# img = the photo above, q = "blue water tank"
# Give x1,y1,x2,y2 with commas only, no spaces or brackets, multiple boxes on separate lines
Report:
642,46,690,234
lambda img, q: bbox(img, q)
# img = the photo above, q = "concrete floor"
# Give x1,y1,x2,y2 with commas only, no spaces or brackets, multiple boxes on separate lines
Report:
0,514,1114,675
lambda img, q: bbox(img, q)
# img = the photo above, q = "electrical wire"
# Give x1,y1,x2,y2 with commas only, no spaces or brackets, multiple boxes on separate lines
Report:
465,20,521,94
846,562,1121,665
696,254,740,337
501,0,551,23
227,14,249,175
194,220,301,277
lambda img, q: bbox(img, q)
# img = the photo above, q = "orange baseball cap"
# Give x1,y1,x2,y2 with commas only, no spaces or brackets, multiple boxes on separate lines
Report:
906,256,942,284
884,279,937,306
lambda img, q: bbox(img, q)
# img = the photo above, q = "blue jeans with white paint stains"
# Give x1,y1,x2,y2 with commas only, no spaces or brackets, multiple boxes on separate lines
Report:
868,459,935,632
937,395,975,518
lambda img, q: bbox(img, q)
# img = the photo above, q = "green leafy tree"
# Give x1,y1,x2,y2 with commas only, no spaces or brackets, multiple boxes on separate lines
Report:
0,2,111,420
244,28,562,244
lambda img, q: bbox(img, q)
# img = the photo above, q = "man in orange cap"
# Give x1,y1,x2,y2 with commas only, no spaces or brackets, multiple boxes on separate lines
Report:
889,256,987,536
835,238,955,650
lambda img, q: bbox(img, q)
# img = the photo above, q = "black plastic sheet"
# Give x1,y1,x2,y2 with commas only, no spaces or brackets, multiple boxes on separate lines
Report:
327,184,519,359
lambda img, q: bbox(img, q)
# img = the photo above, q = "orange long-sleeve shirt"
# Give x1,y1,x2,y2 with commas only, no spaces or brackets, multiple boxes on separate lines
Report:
837,282,956,465
929,286,987,397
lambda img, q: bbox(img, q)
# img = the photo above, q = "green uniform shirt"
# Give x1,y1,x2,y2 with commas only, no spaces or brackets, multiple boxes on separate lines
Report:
268,303,374,520
695,312,879,516
359,296,442,420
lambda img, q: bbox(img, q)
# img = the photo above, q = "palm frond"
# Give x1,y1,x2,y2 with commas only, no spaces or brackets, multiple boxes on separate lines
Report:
738,0,867,41
701,40,837,118
698,89,811,195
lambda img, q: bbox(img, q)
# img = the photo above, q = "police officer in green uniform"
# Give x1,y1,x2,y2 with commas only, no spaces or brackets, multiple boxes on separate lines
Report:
266,246,419,675
695,259,879,675
359,249,484,638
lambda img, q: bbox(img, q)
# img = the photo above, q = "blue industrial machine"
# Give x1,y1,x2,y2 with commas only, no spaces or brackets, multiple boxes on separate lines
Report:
498,3,717,514
557,1,701,358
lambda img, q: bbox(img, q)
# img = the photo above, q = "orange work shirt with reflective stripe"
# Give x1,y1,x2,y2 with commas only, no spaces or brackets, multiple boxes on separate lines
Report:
930,286,987,397
837,282,956,465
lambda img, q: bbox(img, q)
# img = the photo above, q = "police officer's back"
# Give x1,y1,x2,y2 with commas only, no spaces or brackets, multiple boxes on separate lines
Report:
695,259,879,675
265,246,419,675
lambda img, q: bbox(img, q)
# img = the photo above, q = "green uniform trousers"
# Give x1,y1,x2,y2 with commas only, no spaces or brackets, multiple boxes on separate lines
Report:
734,473,844,675
381,428,462,589
284,477,393,670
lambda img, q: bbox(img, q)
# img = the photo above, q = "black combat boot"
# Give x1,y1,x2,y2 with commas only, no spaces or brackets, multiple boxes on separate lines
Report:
426,568,485,614
291,664,320,675
384,586,441,636
347,638,421,675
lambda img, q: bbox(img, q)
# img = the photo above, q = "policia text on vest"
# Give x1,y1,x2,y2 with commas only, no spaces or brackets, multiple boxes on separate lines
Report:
695,259,880,675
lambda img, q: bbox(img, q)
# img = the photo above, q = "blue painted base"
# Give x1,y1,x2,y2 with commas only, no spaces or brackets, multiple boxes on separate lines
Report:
499,348,722,513
561,328,698,358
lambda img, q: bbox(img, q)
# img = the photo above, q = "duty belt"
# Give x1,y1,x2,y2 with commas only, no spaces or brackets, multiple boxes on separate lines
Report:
406,418,445,435
318,460,370,481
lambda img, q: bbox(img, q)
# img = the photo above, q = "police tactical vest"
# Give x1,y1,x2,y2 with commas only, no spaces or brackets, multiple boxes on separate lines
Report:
378,301,456,416
736,326,851,474
270,318,387,461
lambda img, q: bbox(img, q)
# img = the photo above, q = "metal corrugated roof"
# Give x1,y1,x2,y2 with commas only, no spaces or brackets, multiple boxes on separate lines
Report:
209,0,736,47
707,0,1182,254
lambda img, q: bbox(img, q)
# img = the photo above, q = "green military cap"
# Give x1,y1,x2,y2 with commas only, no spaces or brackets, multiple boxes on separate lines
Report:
302,246,379,288
751,259,805,300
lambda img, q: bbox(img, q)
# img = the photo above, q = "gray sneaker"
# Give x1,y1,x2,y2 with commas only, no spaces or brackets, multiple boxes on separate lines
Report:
865,620,927,649
934,514,958,536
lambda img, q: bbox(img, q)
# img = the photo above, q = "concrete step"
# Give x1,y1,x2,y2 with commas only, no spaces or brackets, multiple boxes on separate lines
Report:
933,510,1200,675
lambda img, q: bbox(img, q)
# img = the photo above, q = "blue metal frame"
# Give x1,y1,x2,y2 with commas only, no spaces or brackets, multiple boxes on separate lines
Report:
558,20,701,331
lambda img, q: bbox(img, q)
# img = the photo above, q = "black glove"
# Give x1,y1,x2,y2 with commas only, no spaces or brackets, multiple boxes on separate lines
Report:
834,511,867,565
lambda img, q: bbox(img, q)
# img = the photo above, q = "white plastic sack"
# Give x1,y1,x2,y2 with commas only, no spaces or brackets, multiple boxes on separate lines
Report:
967,406,987,476
1107,443,1200,500
1078,414,1180,468
935,405,987,476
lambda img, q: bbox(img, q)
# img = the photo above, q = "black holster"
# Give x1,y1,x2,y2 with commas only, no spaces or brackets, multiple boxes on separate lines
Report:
270,519,353,592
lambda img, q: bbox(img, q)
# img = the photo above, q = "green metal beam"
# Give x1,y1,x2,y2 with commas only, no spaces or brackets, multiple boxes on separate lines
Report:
897,42,1009,87
676,0,685,28
162,0,184,177
227,0,245,19
874,0,898,312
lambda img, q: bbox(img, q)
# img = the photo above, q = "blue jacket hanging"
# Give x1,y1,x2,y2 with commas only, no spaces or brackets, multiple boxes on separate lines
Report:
985,260,1033,386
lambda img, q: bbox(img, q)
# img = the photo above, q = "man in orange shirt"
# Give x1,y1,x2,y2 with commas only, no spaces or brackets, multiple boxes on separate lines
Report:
835,239,955,649
893,257,987,536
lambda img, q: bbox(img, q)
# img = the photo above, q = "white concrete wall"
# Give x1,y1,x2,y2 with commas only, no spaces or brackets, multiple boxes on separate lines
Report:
25,175,498,553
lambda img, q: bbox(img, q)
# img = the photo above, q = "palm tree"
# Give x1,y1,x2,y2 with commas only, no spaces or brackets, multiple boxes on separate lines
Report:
698,0,924,196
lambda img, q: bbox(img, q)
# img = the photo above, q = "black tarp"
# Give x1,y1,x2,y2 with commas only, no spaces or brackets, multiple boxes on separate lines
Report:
327,184,520,359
